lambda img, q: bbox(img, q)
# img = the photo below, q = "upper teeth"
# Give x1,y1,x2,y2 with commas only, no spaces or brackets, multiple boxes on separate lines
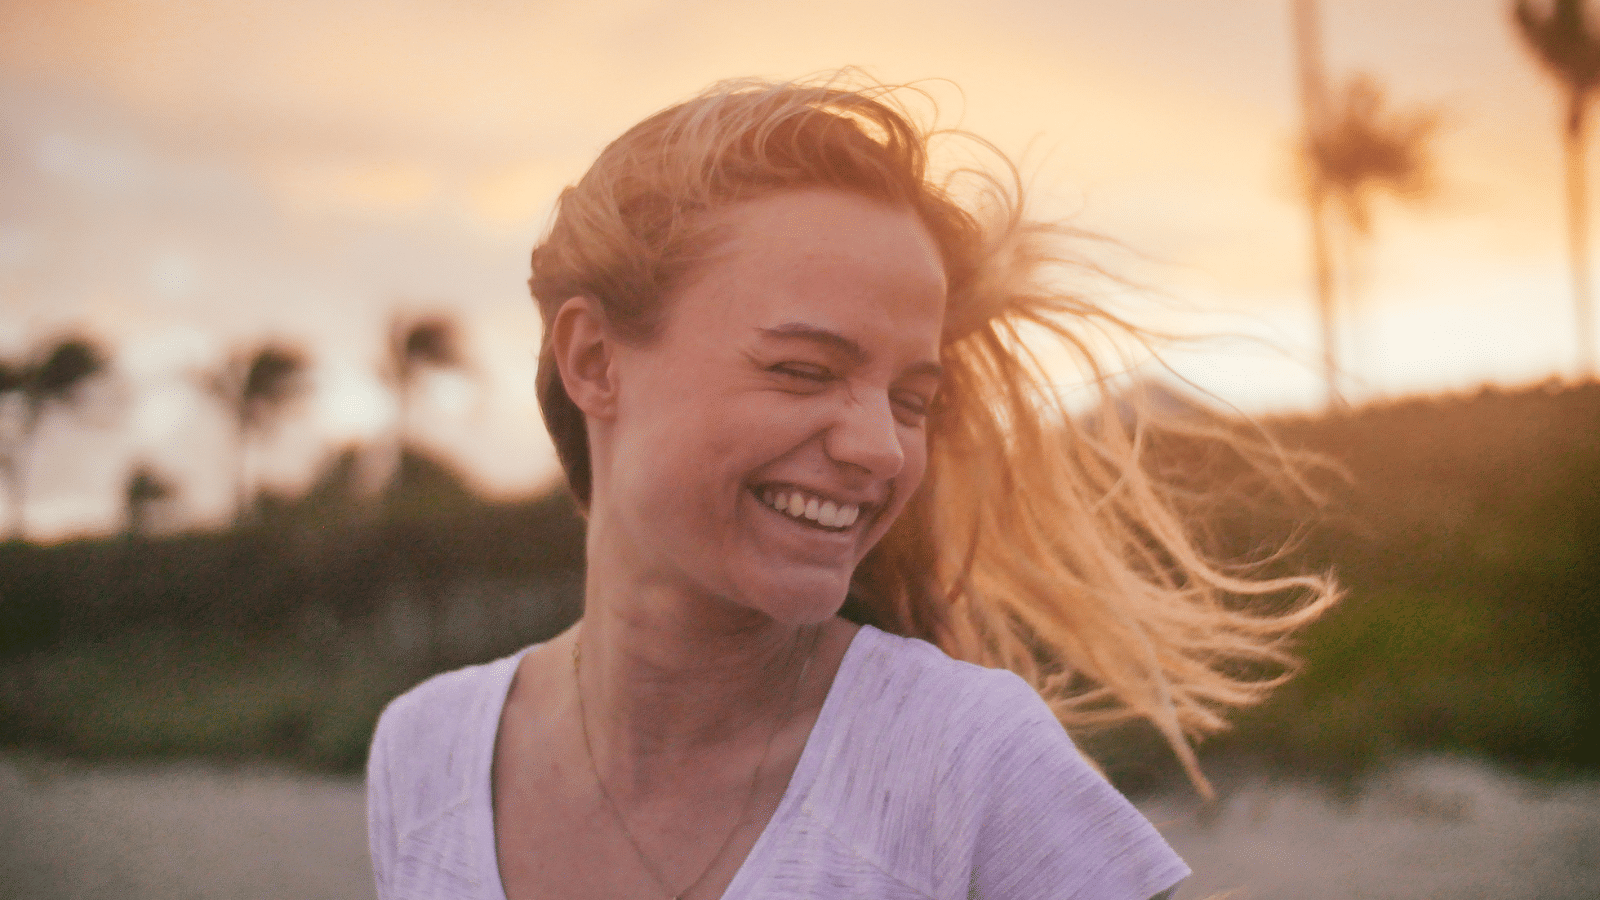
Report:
760,488,860,528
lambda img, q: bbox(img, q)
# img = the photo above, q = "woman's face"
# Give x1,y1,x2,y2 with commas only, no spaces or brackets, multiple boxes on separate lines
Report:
596,188,946,625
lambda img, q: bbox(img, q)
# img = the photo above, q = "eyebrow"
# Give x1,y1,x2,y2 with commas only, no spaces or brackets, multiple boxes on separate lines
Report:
759,323,943,380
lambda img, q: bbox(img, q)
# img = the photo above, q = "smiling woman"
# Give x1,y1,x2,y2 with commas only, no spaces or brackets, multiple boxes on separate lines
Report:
580,190,947,628
365,74,1338,900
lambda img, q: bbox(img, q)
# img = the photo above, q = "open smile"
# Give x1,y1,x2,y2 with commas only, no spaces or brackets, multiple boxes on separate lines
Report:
753,485,865,532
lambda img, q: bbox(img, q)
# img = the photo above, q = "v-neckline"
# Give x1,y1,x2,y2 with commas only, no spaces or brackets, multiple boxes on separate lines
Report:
479,624,878,900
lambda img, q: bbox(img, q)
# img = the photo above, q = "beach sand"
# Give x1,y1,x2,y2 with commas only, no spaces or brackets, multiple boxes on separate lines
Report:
2,754,1597,899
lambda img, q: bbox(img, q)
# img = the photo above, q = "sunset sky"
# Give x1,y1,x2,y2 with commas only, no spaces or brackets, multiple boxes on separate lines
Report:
1,0,1591,539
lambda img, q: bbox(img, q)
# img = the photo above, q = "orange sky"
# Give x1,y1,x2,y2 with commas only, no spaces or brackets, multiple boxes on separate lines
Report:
0,0,1591,539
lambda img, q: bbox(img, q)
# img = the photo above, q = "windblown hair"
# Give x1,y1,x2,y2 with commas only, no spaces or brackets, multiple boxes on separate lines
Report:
529,74,1339,797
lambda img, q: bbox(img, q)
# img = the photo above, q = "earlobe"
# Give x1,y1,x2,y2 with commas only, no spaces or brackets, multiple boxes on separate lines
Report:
550,296,618,419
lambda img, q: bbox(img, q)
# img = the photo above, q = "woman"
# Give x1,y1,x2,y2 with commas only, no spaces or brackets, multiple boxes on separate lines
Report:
367,75,1337,900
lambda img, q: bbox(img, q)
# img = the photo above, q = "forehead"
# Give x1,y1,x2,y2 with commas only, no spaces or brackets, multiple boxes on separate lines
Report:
665,188,948,346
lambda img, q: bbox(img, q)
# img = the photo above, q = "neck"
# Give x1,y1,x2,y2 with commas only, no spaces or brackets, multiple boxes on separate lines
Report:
572,573,819,784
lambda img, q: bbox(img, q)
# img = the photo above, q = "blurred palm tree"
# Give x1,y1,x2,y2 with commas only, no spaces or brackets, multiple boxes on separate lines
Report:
208,343,308,526
0,337,109,540
381,314,466,668
384,314,463,483
1293,0,1438,407
1514,0,1600,377
1311,77,1438,238
124,462,174,538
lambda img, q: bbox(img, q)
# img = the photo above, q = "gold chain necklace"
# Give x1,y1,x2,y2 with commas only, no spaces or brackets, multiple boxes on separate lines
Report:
571,628,816,900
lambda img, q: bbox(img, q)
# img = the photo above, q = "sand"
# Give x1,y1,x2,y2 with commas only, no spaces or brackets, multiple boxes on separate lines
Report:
2,754,1597,899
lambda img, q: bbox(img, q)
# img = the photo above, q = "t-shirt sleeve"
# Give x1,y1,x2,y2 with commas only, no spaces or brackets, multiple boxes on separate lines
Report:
968,671,1189,900
366,701,400,900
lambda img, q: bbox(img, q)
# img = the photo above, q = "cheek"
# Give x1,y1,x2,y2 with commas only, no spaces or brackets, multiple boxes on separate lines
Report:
628,396,762,531
875,427,930,532
902,426,931,490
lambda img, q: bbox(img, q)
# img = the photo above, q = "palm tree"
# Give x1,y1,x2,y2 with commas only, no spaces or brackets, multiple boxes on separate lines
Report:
1312,77,1437,238
1312,76,1438,368
1514,0,1600,377
380,314,465,666
0,337,109,540
124,463,173,538
1293,0,1339,406
385,314,463,482
208,343,308,525
1293,0,1438,406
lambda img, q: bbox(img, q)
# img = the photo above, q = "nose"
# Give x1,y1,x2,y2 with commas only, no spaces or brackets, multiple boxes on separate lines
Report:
824,390,905,479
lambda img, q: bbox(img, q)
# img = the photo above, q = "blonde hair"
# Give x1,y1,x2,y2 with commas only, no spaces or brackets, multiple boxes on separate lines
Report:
530,74,1339,798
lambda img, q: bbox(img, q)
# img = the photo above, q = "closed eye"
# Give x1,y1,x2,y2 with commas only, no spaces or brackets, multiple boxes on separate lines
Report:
770,362,835,382
892,390,933,423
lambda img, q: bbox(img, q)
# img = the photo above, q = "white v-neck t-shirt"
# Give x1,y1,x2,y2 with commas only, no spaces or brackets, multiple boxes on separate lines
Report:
367,624,1189,900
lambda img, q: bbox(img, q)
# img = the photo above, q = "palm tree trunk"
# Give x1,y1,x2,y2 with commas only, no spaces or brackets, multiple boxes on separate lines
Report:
1293,0,1343,407
1,457,22,541
394,385,410,496
1292,0,1328,124
1309,187,1341,407
235,422,252,528
1566,95,1596,378
5,406,44,541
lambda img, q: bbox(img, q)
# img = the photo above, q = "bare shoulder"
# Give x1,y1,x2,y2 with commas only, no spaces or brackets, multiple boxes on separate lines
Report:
493,626,581,795
501,626,578,722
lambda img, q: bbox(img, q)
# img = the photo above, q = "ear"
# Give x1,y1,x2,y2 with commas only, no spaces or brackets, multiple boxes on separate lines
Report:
550,296,618,420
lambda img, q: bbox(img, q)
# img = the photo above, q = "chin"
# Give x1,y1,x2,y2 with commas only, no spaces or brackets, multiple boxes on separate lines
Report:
736,571,853,626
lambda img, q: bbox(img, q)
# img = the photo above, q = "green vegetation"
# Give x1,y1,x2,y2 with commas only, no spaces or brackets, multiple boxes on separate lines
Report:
1265,382,1599,770
1092,381,1600,791
2,384,1597,789
0,629,409,772
0,447,586,774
